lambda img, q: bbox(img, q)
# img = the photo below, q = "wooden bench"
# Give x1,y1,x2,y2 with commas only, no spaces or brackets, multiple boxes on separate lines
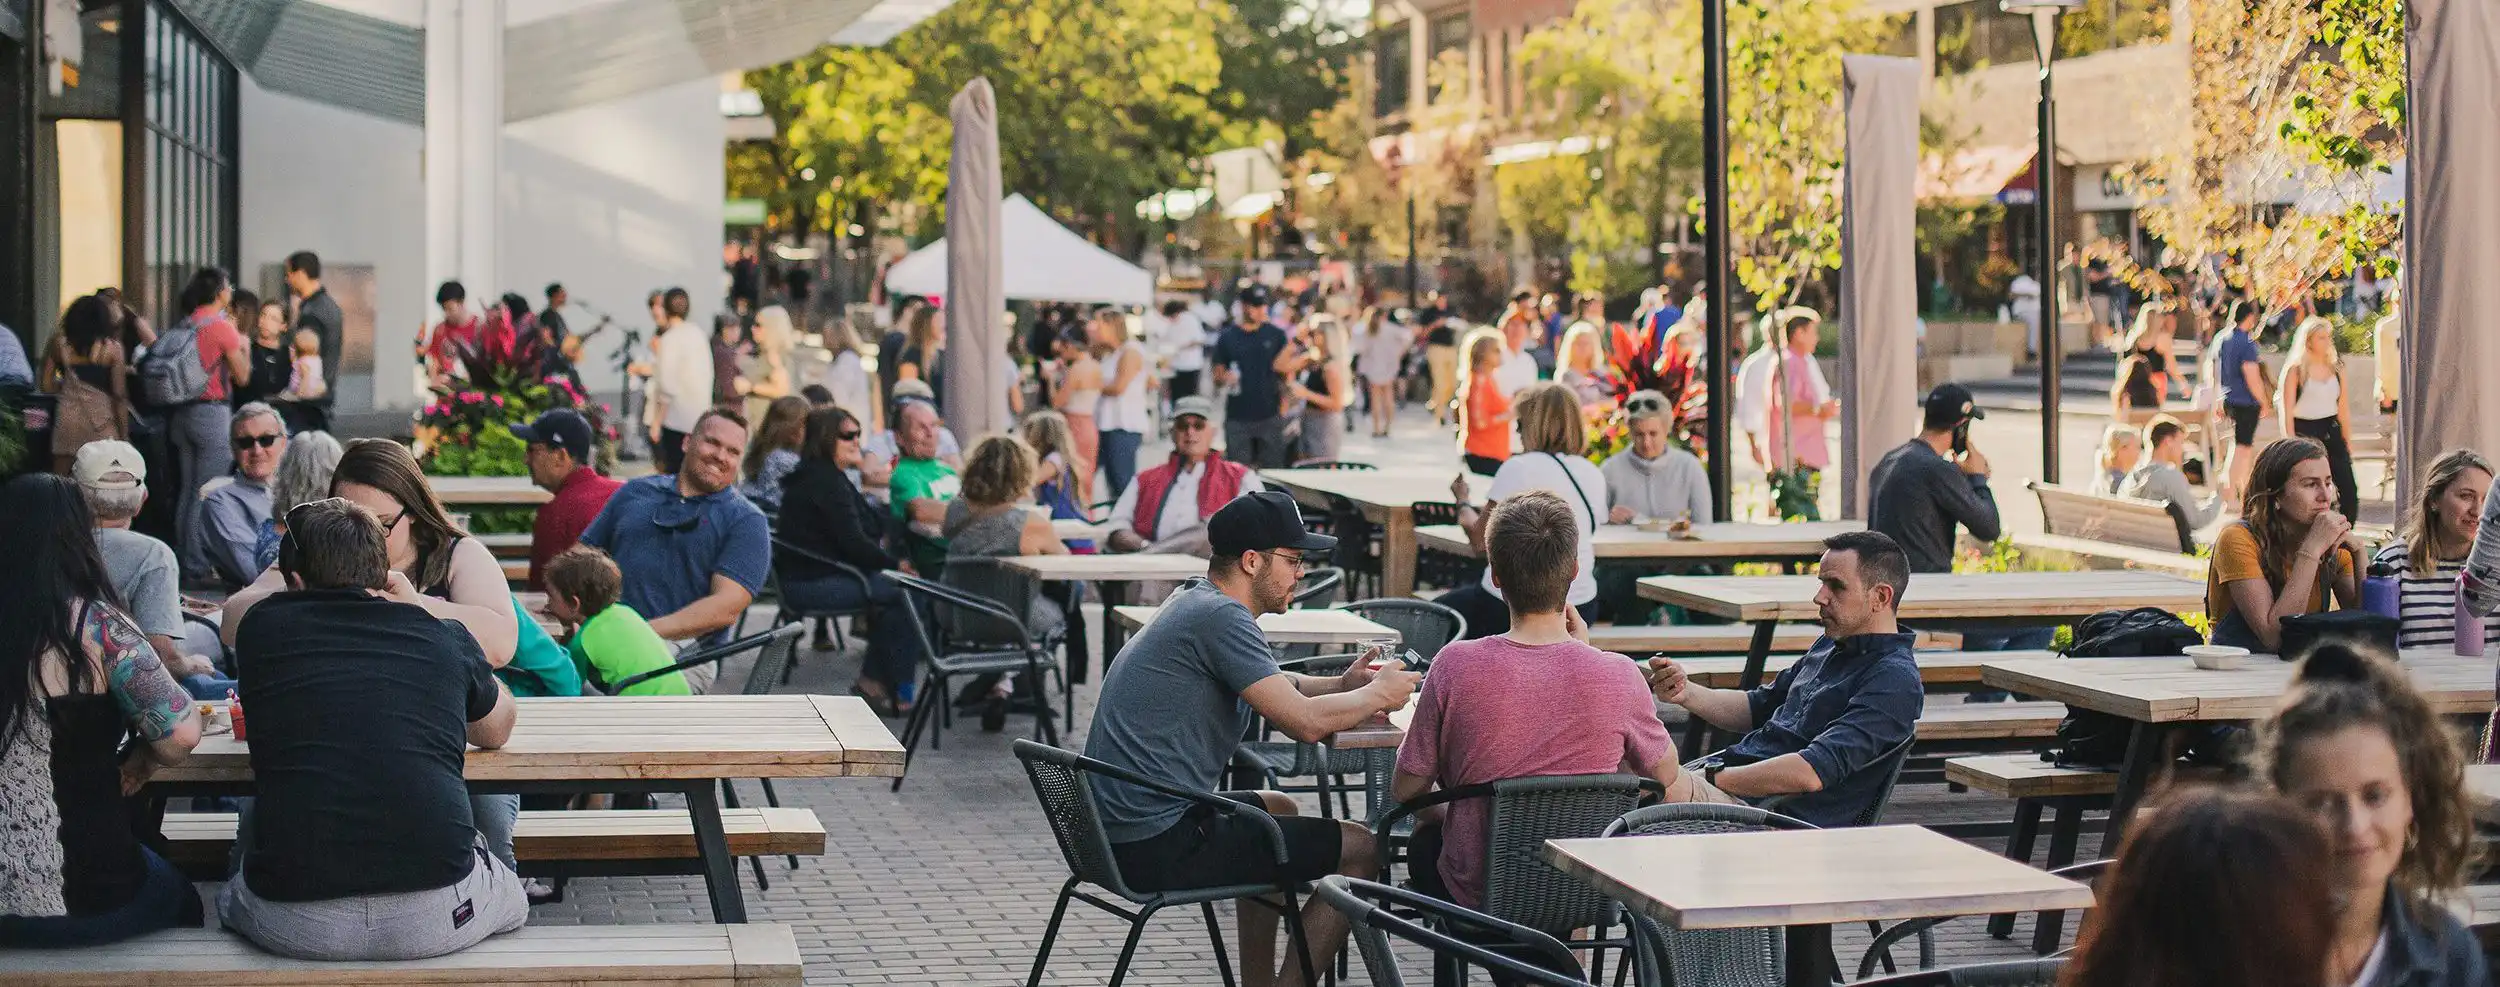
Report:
476,531,532,558
1915,701,2067,744
1675,649,2028,691
2017,481,2205,578
1588,625,1961,656
1946,754,2114,953
160,808,826,879
0,924,803,986
502,558,530,585
2450,884,2500,951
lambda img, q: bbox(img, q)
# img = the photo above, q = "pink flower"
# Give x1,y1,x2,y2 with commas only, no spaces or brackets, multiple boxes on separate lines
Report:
490,395,505,406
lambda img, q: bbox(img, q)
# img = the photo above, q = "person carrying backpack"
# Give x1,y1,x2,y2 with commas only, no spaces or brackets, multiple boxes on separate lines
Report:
141,268,250,581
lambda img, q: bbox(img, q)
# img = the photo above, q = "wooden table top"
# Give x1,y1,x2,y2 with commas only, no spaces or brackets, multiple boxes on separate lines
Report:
1637,571,2205,623
1978,652,2499,723
1417,521,1860,561
999,553,1211,581
2467,764,2500,824
1676,650,2053,689
157,695,905,783
1542,825,2095,930
1260,467,1491,513
425,474,553,506
1330,699,1416,751
1112,605,1402,646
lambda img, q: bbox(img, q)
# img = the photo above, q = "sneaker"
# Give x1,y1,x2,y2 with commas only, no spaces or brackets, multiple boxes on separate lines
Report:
524,879,561,905
981,694,1010,732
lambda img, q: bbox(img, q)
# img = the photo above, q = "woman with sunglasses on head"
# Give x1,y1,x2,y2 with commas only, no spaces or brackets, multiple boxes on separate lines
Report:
2258,644,2488,987
775,406,921,716
0,475,203,947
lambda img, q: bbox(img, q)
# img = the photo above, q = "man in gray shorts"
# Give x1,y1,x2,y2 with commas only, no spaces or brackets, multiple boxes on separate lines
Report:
219,498,526,960
1084,490,1420,987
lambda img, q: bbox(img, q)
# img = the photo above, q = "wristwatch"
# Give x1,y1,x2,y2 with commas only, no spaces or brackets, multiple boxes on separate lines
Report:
1702,762,1726,786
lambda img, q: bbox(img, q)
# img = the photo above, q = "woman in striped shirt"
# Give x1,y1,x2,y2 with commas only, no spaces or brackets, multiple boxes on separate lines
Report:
2370,449,2497,649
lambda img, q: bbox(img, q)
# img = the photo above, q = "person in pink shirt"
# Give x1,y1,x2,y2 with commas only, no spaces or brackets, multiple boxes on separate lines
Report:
1762,307,1837,475
1391,491,1710,908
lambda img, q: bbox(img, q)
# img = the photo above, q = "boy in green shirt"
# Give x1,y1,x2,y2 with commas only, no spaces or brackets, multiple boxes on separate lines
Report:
543,545,692,696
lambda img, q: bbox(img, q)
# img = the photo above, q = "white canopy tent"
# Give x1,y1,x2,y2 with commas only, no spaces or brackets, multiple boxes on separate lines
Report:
884,194,1154,307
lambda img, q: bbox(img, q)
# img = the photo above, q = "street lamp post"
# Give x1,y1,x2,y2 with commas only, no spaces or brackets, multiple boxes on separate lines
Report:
1700,0,1733,521
2005,0,2078,483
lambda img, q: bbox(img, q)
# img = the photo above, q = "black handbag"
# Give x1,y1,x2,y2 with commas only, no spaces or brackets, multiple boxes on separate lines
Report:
2278,609,2401,662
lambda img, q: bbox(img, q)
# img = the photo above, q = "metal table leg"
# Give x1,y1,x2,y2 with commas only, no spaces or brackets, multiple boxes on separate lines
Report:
2103,720,2170,847
1100,580,1133,659
683,780,748,923
1783,923,1834,987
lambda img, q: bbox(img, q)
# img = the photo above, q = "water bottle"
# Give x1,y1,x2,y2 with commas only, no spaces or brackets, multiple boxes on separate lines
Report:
2461,496,2500,618
2362,560,2401,620
2456,573,2488,658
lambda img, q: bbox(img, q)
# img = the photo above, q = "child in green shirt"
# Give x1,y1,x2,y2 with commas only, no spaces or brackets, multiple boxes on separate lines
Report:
543,545,693,696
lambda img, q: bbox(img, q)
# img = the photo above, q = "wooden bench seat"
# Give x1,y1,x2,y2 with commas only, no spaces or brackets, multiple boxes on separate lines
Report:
0,924,803,986
501,558,529,584
1915,701,2066,744
160,808,826,873
1674,649,2047,690
2022,480,2205,576
2007,531,2209,580
1944,754,2117,799
1588,625,1961,656
476,531,532,557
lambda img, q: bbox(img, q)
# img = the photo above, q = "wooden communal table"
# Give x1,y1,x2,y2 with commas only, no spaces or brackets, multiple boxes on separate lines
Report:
1112,605,1402,648
1544,826,2095,987
1000,553,1213,660
1982,651,2497,842
426,474,553,506
1416,520,1860,564
1260,468,1491,599
149,695,902,924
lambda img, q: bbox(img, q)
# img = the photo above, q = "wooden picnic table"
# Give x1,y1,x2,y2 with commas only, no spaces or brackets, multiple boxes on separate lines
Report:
426,474,552,506
1981,651,2497,843
1000,553,1213,661
1415,520,1861,563
150,695,902,924
1543,825,2095,987
1111,605,1402,647
1260,467,1492,599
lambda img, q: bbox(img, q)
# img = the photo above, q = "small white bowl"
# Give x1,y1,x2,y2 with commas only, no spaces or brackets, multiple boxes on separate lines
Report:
2184,644,2251,671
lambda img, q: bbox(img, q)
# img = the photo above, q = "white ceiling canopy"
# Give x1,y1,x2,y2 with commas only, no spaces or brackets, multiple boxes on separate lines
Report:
167,0,953,125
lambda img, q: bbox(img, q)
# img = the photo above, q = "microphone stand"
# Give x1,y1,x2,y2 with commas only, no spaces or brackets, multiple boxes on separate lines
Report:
606,324,647,461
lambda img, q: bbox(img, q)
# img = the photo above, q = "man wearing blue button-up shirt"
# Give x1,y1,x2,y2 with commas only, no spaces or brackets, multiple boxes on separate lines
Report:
581,408,771,691
1643,531,1924,826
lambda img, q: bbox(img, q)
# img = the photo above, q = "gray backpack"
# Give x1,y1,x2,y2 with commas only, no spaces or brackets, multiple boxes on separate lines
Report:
136,318,211,408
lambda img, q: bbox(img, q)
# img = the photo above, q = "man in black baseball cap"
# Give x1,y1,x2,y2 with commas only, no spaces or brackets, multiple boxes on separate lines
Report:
1214,284,1294,468
1082,488,1417,984
510,409,622,588
1867,383,2002,575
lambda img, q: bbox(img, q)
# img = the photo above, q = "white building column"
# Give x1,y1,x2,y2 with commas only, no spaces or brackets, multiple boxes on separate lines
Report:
424,0,502,308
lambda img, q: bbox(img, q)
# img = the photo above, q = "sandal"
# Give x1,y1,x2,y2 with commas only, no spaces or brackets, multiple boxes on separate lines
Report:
851,680,904,718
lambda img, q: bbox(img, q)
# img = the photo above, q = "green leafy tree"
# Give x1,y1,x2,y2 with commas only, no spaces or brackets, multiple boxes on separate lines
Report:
1514,0,1704,298
2277,0,2404,276
1719,0,1901,313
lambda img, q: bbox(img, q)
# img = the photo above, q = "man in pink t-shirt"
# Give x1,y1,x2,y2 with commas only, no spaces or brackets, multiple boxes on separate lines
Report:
1392,491,1717,908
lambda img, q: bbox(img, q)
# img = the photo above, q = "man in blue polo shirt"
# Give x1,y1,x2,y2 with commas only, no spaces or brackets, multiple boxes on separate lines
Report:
1640,531,1924,826
580,407,770,692
2213,298,2273,502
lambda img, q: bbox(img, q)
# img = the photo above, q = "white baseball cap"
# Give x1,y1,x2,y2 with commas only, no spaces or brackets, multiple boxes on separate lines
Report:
73,440,148,490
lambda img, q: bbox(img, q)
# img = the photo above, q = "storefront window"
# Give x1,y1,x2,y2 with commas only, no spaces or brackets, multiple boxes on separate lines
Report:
136,0,235,323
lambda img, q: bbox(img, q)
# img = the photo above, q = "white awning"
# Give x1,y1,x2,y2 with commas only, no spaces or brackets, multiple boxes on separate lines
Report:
884,195,1154,307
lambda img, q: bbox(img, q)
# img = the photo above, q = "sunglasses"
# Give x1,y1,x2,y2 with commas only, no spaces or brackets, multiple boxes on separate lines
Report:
233,434,283,450
838,430,863,442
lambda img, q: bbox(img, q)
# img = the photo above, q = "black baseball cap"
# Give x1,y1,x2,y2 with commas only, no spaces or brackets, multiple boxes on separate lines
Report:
1922,383,1987,431
1209,491,1336,558
510,409,595,462
1238,283,1273,309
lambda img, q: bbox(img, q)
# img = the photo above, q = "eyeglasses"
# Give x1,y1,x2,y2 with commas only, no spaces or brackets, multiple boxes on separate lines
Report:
285,496,351,529
1172,418,1212,432
233,434,283,450
1263,550,1311,573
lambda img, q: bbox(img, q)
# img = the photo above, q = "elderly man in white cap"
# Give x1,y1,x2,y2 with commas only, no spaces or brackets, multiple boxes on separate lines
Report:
77,439,233,699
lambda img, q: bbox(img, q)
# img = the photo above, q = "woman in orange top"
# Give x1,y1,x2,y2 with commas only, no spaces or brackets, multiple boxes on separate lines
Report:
1458,329,1513,476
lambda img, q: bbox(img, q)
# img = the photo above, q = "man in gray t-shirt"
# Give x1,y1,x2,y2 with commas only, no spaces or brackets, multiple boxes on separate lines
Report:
1082,491,1417,987
77,439,231,697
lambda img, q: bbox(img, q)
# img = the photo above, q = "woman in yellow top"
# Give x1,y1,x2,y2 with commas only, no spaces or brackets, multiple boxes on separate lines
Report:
2207,437,2360,652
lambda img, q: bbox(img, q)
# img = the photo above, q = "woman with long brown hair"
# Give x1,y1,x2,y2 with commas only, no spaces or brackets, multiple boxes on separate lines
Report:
775,406,919,716
2058,786,2335,987
2280,315,2361,520
2260,644,2488,986
38,294,131,474
738,395,809,513
2370,449,2498,649
2207,437,2360,650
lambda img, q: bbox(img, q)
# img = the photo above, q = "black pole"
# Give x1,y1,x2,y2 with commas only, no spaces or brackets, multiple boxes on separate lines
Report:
1700,0,1734,520
1405,190,1419,306
2034,16,2062,484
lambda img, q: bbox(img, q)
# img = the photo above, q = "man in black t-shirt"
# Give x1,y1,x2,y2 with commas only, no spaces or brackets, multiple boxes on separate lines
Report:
218,499,527,961
1418,290,1458,426
1212,284,1293,468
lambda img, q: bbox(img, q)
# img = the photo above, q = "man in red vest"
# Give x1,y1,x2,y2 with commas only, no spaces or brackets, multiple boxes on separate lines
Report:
1105,396,1266,557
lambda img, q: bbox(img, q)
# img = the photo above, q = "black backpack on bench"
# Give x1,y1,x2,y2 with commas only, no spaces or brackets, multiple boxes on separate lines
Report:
2049,607,2205,771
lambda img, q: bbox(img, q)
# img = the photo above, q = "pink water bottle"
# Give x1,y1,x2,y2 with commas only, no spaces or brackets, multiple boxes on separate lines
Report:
2457,573,2487,657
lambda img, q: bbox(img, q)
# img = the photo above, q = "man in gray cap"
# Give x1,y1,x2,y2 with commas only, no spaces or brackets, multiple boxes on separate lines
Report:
1083,490,1419,987
1104,395,1266,558
77,439,231,697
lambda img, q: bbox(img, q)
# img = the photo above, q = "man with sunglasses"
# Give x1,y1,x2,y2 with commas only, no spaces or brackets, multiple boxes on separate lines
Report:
1086,491,1420,987
1104,395,1264,558
196,402,288,590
